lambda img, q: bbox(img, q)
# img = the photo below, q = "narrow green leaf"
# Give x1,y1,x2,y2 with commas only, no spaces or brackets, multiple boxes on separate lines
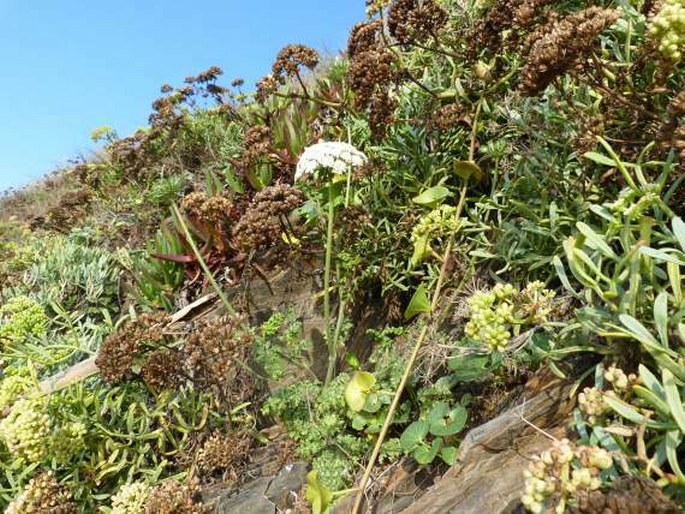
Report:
552,256,581,298
654,292,670,347
583,151,617,167
673,216,685,253
668,262,682,305
632,386,670,417
662,369,685,433
603,394,649,425
639,247,685,265
576,222,617,259
404,284,431,320
618,314,661,349
665,431,685,482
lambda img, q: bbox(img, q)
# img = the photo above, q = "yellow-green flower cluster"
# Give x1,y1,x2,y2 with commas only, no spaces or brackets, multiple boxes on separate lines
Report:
51,421,87,465
411,205,461,243
521,439,613,514
0,398,52,463
111,481,151,514
0,296,48,344
0,374,33,412
464,282,555,352
650,0,685,61
410,205,462,266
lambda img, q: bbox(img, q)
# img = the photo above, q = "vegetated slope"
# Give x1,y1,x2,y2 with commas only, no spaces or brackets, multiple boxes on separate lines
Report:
0,0,684,512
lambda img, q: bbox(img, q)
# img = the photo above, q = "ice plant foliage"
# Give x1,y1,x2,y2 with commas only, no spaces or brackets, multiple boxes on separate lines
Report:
295,141,368,181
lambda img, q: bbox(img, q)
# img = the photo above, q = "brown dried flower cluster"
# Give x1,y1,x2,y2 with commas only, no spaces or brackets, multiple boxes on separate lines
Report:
182,192,235,225
574,114,606,155
519,7,621,96
272,44,320,84
255,74,280,103
184,315,255,402
6,472,77,514
95,312,168,384
433,103,466,131
347,48,399,140
141,348,185,391
185,66,223,85
348,20,383,58
232,184,304,253
239,124,273,169
196,430,251,475
145,480,210,514
348,49,397,109
387,0,448,45
468,0,556,56
657,89,685,159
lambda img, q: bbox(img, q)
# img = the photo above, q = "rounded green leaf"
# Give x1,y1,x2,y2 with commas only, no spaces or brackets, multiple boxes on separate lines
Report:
412,186,451,207
400,421,429,452
345,371,377,412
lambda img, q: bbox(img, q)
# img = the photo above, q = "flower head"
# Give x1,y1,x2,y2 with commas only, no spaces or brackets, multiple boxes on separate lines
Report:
295,141,368,182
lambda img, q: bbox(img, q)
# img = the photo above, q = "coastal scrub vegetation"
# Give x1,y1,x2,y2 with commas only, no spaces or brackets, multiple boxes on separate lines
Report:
0,0,684,512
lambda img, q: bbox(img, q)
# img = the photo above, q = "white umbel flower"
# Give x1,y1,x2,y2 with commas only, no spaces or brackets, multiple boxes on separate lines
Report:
295,141,367,182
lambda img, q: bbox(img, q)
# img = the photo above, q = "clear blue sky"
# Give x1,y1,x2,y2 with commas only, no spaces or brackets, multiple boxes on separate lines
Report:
0,0,363,193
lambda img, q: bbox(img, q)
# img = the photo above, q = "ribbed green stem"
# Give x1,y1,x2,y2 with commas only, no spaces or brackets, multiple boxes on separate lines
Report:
324,181,337,385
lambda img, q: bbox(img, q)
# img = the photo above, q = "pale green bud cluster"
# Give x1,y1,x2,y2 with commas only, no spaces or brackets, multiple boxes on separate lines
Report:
464,282,555,352
0,398,52,463
411,205,461,243
521,439,612,513
577,387,608,424
0,374,33,412
51,421,87,465
578,365,635,424
0,296,48,344
111,481,151,514
650,0,685,61
0,241,37,272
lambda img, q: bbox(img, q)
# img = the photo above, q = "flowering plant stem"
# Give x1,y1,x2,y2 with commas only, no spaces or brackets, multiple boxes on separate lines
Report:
350,98,482,513
324,181,337,385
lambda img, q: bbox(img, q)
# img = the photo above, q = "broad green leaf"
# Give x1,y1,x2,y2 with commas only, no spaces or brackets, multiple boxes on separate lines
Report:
427,402,450,424
400,421,430,451
430,405,468,437
412,186,450,207
654,292,669,347
440,445,458,466
411,235,431,268
453,160,484,182
662,369,685,433
673,216,685,253
583,151,617,167
345,371,377,412
412,438,441,465
223,167,245,194
363,392,383,414
448,354,489,382
404,284,431,320
305,471,333,514
576,222,616,259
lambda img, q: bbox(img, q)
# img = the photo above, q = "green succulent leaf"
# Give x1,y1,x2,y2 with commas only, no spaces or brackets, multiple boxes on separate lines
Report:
576,222,617,259
345,371,377,412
